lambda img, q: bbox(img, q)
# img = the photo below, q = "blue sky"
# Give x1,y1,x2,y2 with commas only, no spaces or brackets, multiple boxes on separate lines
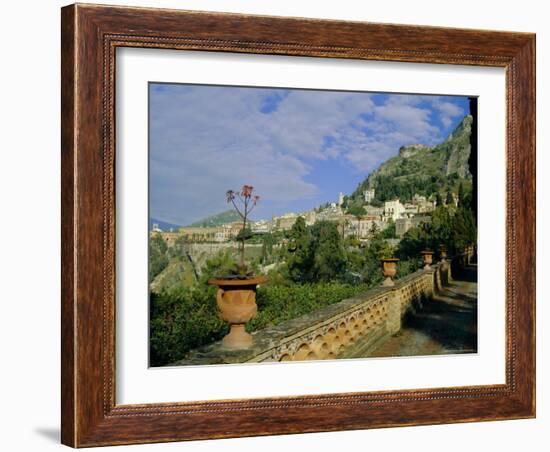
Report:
149,83,470,226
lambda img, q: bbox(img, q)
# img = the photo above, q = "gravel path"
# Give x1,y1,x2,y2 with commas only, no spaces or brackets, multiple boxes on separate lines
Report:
370,267,478,358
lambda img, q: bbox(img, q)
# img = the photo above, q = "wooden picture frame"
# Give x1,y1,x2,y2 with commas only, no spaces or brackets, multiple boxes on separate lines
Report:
61,3,535,447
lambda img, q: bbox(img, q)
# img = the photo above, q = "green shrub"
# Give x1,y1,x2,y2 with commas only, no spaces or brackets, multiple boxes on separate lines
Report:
150,281,370,366
250,282,369,331
149,285,227,367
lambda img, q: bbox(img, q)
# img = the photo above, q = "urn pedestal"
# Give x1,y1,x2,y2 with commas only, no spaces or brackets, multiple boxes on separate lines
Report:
208,276,267,349
420,250,434,270
381,258,399,287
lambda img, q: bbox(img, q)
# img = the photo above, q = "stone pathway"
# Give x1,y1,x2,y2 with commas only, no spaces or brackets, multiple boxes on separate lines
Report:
369,265,478,358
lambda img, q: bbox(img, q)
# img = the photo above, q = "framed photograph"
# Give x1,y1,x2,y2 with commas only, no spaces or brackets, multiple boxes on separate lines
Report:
61,3,535,447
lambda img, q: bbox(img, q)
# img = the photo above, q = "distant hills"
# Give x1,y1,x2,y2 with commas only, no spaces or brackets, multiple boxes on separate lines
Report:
186,209,241,228
149,218,181,232
150,210,242,232
350,115,473,204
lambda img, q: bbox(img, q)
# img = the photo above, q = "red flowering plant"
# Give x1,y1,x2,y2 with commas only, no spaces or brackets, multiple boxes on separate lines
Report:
226,184,260,277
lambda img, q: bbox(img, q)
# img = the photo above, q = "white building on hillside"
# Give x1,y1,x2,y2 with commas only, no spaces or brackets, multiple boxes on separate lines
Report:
383,200,406,221
364,188,376,203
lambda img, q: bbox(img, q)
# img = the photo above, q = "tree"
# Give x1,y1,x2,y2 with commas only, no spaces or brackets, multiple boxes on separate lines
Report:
368,222,379,238
381,219,396,239
338,217,351,239
446,188,454,206
235,226,253,243
362,231,394,285
396,223,432,260
457,182,465,207
260,233,275,264
309,220,347,282
347,204,366,217
285,216,313,283
431,205,454,247
341,195,349,209
452,207,477,250
436,192,444,207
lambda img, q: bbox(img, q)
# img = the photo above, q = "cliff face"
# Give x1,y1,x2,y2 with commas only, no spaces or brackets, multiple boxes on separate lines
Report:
351,115,473,202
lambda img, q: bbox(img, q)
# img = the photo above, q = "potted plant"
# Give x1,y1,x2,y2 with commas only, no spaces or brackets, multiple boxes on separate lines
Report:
208,185,267,348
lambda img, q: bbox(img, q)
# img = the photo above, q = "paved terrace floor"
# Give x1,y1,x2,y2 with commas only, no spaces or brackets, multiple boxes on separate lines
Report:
368,264,478,358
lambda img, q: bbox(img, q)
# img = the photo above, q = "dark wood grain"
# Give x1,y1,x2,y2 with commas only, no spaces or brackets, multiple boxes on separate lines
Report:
61,3,536,447
60,5,76,447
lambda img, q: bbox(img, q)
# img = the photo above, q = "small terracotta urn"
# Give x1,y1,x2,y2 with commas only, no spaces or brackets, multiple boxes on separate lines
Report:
420,250,434,269
208,276,267,349
381,258,399,286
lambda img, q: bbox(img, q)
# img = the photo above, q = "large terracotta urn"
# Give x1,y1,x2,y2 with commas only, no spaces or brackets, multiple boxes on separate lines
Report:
381,258,399,286
208,276,267,348
420,250,434,269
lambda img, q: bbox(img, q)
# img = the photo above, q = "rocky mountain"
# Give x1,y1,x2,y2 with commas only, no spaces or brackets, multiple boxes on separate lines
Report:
186,209,241,228
350,115,473,203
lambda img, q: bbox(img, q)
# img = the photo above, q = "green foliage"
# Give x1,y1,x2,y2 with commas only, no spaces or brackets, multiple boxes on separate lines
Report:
381,219,397,239
235,226,253,242
372,174,443,203
309,220,348,282
186,209,241,227
285,216,313,283
347,203,367,217
397,205,476,258
396,224,433,260
452,207,477,250
431,205,454,245
198,250,238,283
250,282,370,331
457,182,464,205
149,233,169,283
397,258,423,278
345,236,361,248
284,218,348,283
446,188,454,205
361,231,394,286
149,284,227,366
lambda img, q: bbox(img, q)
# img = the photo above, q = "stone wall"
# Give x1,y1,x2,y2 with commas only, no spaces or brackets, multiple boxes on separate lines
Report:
173,262,452,366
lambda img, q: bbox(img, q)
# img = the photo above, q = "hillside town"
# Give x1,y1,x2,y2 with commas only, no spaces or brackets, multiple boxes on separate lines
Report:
151,187,454,246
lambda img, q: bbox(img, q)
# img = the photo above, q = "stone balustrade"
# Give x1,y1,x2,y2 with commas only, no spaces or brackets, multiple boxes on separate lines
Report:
172,260,453,366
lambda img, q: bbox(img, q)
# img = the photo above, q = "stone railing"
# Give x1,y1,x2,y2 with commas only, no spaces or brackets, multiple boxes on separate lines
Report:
174,260,453,366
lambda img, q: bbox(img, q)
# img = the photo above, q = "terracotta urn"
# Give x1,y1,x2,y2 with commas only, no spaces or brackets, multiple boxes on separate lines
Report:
208,276,267,349
439,245,448,262
420,250,434,269
381,258,399,286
